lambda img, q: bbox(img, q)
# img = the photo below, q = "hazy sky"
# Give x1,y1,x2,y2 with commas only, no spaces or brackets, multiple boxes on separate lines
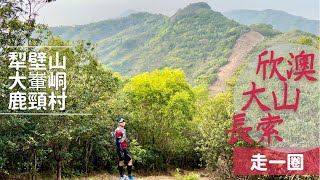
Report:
36,0,320,26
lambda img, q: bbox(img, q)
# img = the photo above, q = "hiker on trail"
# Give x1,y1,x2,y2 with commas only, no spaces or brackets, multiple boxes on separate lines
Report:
114,117,135,180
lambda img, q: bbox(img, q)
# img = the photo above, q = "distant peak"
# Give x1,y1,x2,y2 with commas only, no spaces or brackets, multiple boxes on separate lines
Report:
119,9,140,17
262,9,287,14
172,2,212,19
184,2,211,10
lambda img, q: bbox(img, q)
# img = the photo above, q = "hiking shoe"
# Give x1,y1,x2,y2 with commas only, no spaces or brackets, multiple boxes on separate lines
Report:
120,175,127,180
128,175,135,180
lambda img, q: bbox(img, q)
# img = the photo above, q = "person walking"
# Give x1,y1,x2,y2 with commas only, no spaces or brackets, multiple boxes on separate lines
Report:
114,117,135,180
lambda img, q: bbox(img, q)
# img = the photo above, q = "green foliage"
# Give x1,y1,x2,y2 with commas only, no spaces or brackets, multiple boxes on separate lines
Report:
50,3,250,85
292,35,313,45
290,35,319,50
42,37,120,178
175,168,183,180
175,169,200,180
122,68,198,169
172,2,211,20
194,93,233,172
316,36,320,49
184,173,200,180
223,9,319,35
51,12,164,43
129,139,147,163
193,86,261,179
217,30,319,180
0,1,52,178
3,1,319,179
249,23,281,37
0,36,120,179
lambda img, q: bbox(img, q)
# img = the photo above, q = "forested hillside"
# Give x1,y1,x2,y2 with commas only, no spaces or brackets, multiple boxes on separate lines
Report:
51,4,320,86
50,12,166,43
51,2,250,84
1,1,319,179
223,9,319,35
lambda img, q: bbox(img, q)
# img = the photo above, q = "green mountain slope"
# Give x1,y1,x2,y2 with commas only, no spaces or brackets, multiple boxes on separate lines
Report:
51,2,250,84
223,9,319,35
50,12,165,43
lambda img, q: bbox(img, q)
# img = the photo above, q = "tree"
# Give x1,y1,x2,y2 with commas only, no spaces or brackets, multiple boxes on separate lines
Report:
35,37,119,179
0,1,52,179
122,68,197,168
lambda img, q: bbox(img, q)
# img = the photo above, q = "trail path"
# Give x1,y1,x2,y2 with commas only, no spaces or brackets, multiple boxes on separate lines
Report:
209,31,264,95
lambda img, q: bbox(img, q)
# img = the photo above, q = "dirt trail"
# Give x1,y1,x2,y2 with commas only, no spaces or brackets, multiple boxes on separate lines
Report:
71,171,213,180
209,31,264,95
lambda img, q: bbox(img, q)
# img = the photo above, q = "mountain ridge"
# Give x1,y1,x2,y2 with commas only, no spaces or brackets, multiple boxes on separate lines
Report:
50,2,251,84
223,9,319,34
50,12,166,43
49,2,317,86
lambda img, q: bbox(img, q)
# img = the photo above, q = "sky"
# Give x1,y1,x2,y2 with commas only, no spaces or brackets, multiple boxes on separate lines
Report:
36,0,320,26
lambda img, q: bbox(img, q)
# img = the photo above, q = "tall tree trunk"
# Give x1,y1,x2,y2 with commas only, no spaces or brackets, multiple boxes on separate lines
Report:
57,159,62,180
85,141,89,175
54,145,62,180
32,149,37,180
85,140,93,175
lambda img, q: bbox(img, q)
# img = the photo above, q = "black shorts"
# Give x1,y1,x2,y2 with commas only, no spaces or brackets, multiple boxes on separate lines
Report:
117,149,132,161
